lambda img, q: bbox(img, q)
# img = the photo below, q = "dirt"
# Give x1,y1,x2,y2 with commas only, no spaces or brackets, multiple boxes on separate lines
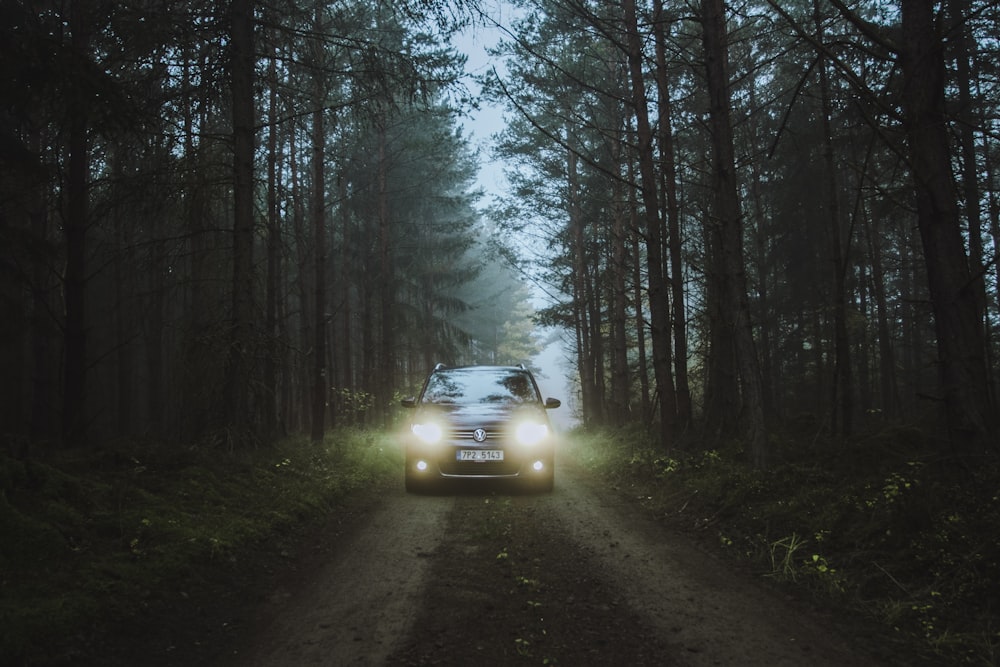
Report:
100,458,905,666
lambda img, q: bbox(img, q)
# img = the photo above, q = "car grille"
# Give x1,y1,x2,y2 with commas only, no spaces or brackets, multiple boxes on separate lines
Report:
449,428,507,441
440,460,521,476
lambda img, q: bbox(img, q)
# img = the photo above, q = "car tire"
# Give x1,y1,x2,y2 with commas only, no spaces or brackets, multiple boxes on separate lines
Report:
524,467,553,493
539,470,554,493
405,469,433,494
405,471,419,493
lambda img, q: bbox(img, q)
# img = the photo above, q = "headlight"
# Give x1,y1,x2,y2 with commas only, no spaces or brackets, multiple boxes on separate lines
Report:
411,422,443,444
515,422,548,445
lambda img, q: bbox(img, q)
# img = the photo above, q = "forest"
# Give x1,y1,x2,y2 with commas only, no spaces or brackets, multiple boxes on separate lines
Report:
2,0,1000,663
482,0,1000,463
3,0,999,460
2,0,999,458
1,0,545,449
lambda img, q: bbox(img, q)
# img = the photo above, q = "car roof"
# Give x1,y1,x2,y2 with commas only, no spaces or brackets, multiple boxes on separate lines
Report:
432,364,528,373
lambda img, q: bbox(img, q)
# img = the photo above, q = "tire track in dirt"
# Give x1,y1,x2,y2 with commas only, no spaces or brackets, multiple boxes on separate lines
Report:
231,491,456,666
543,460,884,666
228,456,888,666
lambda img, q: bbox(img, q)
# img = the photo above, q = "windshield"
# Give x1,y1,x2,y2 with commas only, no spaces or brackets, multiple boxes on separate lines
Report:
421,369,538,406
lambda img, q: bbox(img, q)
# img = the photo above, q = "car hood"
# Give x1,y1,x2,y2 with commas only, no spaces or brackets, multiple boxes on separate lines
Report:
414,402,547,428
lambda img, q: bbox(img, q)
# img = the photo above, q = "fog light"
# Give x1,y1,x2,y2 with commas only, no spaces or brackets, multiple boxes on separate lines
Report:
416,460,428,472
532,460,544,472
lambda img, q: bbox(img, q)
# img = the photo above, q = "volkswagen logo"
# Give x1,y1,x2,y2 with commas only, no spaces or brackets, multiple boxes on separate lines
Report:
473,428,487,442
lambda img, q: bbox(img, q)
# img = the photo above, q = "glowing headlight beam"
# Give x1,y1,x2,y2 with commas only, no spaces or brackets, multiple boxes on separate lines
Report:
411,422,443,444
515,422,549,446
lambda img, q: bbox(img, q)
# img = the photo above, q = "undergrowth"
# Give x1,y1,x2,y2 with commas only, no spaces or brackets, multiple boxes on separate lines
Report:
565,425,1000,666
0,429,401,665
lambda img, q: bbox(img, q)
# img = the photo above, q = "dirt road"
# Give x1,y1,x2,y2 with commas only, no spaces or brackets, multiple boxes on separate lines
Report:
193,458,889,667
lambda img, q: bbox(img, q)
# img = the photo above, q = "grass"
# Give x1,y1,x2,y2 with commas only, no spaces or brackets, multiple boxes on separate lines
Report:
563,424,1000,666
0,429,401,665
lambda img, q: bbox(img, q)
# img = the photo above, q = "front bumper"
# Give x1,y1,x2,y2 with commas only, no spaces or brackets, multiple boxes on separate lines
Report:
406,440,554,480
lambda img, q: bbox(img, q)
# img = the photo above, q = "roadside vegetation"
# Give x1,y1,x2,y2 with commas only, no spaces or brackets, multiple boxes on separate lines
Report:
5,424,997,665
566,426,1000,666
0,430,401,665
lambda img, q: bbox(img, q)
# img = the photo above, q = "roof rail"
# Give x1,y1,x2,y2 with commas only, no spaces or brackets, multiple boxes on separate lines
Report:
433,362,447,371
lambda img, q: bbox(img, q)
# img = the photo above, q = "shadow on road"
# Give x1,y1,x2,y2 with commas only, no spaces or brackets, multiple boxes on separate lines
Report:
403,476,556,497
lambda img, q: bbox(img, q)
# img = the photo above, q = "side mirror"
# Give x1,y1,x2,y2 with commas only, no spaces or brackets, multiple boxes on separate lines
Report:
544,397,561,409
400,397,416,408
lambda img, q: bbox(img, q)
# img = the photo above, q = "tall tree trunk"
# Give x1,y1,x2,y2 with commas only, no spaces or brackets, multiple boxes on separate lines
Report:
901,236,923,420
702,207,737,438
814,0,853,436
146,211,166,434
226,0,256,440
900,0,995,453
623,0,675,450
291,126,312,432
263,45,280,441
948,0,994,410
28,126,55,444
377,118,395,425
653,0,691,433
747,177,775,422
181,43,211,439
361,217,375,421
586,257,606,423
626,144,652,424
701,0,766,465
983,95,1000,406
112,159,133,437
568,145,594,426
338,175,355,419
609,113,630,427
743,81,776,423
63,0,90,447
310,60,327,443
863,201,899,420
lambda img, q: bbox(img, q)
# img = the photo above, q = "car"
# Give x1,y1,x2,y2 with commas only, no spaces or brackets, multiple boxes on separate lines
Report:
400,364,561,492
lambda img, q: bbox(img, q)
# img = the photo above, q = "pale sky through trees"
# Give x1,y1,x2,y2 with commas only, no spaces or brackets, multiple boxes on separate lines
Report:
453,6,510,208
452,6,579,426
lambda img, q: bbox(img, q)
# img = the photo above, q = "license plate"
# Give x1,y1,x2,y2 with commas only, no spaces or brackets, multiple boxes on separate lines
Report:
457,450,504,462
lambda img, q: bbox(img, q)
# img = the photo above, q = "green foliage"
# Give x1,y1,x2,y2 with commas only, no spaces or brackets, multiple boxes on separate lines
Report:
332,388,376,422
767,533,807,582
564,426,1000,666
0,429,401,664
